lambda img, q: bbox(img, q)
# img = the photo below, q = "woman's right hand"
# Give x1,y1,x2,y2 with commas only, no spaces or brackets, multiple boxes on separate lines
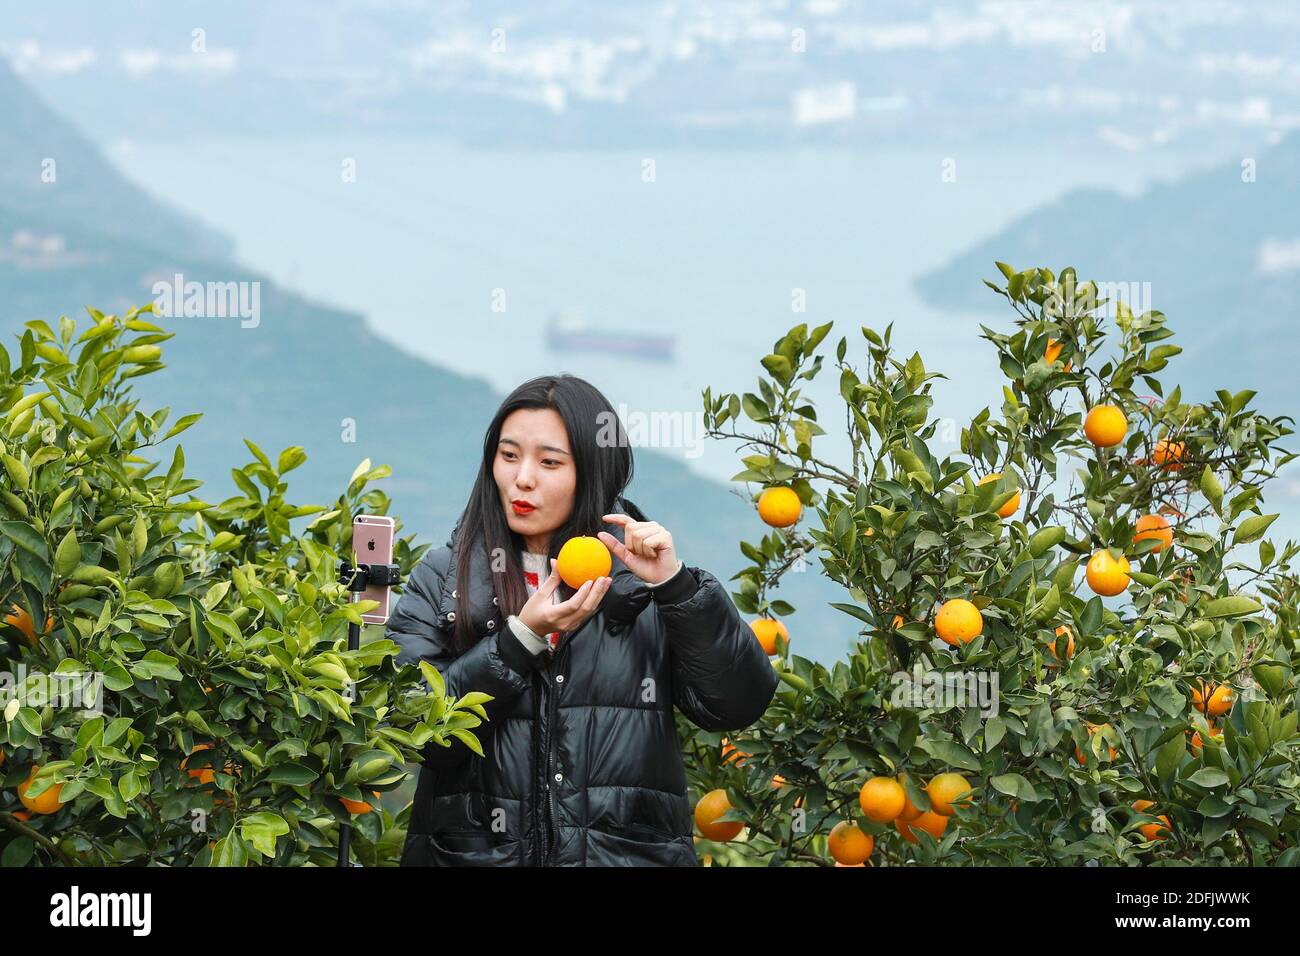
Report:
518,559,611,637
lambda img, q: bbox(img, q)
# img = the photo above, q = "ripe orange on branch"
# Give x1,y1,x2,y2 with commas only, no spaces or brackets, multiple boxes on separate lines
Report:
926,773,973,816
1132,800,1170,841
695,789,744,842
978,472,1020,518
749,618,788,655
720,736,751,766
1191,682,1234,718
340,791,382,815
1189,724,1222,756
182,744,237,785
1045,338,1072,372
859,776,906,823
1047,625,1075,664
556,536,612,588
17,766,65,815
1086,549,1131,596
1133,513,1173,553
757,486,802,528
1074,722,1118,763
1152,439,1186,472
1084,404,1128,447
827,821,874,865
935,599,983,646
5,604,53,645
896,773,924,822
895,811,948,844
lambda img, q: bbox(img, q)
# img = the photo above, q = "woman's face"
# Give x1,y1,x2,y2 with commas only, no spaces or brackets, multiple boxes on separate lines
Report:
493,407,577,547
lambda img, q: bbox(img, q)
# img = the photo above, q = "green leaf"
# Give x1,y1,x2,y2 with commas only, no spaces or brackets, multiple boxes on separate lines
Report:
265,764,320,786
54,528,81,576
760,353,794,385
1,836,35,866
1232,514,1277,546
449,728,484,757
1027,526,1067,557
0,521,49,561
1155,733,1185,784
240,812,290,858
1199,465,1224,514
277,446,307,474
1188,767,1230,788
984,715,1006,751
918,738,981,772
1199,596,1263,619
830,602,873,624
990,773,1040,802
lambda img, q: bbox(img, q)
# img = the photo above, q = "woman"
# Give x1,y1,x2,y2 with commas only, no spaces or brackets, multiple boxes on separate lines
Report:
386,374,778,866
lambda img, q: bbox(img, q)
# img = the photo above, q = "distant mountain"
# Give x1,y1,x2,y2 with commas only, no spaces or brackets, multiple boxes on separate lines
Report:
0,58,232,260
915,131,1300,418
0,56,858,664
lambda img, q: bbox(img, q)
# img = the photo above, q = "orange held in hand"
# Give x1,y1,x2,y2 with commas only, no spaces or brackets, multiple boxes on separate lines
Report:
978,473,1020,518
935,599,983,646
18,766,65,815
827,821,874,865
1084,404,1127,447
859,776,906,823
749,617,789,655
1086,549,1130,596
556,536,612,588
757,486,802,528
1133,513,1173,553
695,788,744,842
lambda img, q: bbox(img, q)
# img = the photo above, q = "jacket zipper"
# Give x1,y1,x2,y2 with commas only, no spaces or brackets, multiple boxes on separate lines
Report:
544,666,559,866
539,613,596,866
531,671,545,867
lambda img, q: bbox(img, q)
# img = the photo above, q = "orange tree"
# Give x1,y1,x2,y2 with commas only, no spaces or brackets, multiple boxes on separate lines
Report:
685,265,1300,866
0,305,486,865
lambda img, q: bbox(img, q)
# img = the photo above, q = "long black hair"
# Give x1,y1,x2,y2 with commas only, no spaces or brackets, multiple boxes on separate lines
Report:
449,374,647,654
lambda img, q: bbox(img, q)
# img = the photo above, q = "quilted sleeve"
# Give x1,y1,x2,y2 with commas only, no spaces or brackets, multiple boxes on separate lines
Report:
652,564,779,731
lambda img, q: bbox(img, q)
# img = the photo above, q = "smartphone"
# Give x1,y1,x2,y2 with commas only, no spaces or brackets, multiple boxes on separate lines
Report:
353,514,395,624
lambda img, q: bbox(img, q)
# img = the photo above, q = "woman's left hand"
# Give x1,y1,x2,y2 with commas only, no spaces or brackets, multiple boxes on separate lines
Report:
599,514,680,585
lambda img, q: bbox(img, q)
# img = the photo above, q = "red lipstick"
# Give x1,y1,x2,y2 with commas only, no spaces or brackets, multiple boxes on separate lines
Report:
511,499,536,515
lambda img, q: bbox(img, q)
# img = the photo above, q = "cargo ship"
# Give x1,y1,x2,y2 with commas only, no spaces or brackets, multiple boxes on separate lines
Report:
545,312,675,363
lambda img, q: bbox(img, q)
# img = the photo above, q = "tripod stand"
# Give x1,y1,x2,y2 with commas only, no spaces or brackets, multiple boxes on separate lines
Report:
335,557,401,867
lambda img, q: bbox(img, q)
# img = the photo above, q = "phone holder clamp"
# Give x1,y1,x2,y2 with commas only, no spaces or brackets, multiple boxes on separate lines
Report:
338,561,401,592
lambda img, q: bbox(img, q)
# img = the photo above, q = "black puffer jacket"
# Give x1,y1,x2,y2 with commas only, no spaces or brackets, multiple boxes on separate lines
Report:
387,507,779,866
